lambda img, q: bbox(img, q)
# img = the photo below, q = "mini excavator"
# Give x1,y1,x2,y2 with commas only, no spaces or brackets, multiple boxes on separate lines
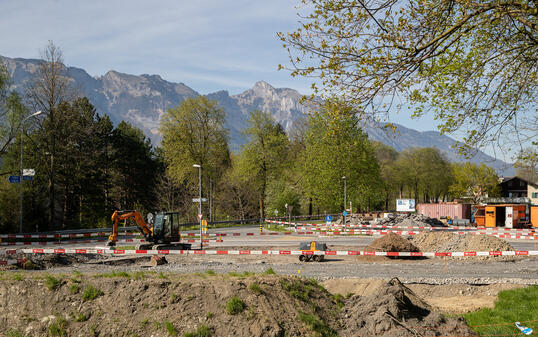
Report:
107,210,192,250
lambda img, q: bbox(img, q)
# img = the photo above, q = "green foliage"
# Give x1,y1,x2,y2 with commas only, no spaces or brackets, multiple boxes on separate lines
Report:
280,278,324,302
69,283,80,294
12,273,23,281
45,275,61,291
298,311,338,337
99,271,130,278
206,312,214,319
205,269,216,276
184,324,212,337
449,162,500,202
332,293,345,310
6,329,24,337
48,316,67,337
140,318,149,329
226,296,246,315
74,313,88,322
464,286,538,336
236,110,291,218
164,321,178,336
279,0,537,157
300,102,383,212
264,268,276,275
249,283,262,294
160,96,230,217
82,285,104,301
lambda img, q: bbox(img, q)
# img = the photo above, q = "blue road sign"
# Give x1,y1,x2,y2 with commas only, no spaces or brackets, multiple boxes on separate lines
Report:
326,215,332,221
8,175,20,183
22,175,33,181
342,211,347,216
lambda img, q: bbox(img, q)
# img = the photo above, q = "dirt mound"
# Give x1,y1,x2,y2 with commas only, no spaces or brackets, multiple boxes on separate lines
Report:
410,232,514,253
0,273,340,337
340,278,477,336
378,213,445,228
367,233,420,254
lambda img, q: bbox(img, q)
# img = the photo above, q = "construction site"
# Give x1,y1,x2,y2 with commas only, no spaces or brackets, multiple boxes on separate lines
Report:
1,209,536,337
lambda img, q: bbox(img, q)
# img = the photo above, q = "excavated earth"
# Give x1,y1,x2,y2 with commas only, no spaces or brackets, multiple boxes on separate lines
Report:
0,273,478,337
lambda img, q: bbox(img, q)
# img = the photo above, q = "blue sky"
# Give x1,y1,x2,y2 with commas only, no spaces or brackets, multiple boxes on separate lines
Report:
0,0,440,132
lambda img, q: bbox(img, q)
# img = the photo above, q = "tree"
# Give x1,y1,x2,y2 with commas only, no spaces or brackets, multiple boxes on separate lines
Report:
449,162,500,203
160,96,230,219
236,110,290,219
300,101,382,212
0,62,27,159
373,142,399,210
25,41,76,229
279,0,537,156
395,148,452,203
514,148,538,183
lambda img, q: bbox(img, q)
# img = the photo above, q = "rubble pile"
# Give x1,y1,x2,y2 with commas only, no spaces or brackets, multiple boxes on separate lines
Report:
340,278,477,336
378,213,445,228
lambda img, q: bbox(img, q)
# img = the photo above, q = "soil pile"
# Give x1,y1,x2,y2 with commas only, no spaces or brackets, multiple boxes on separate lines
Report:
0,273,339,337
340,278,477,336
410,232,514,253
335,213,369,226
378,213,445,228
366,233,420,253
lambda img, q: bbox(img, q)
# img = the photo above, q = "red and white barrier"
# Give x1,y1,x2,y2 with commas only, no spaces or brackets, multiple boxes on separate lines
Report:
19,248,538,258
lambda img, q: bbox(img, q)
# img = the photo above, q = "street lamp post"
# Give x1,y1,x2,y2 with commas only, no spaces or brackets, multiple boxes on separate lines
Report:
342,176,347,225
193,164,202,249
20,111,42,233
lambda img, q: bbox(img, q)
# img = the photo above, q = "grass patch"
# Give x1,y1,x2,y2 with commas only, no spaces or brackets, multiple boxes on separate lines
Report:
164,321,177,336
205,269,216,276
69,283,80,294
299,311,338,337
264,268,276,275
226,296,246,315
158,272,168,279
45,275,61,291
82,285,104,301
332,293,345,310
48,316,68,337
23,260,39,270
206,312,214,319
98,271,130,278
6,329,24,337
280,278,324,302
227,271,255,278
12,273,24,281
153,320,162,329
184,324,212,337
140,318,149,329
74,313,88,322
249,282,262,294
464,286,538,336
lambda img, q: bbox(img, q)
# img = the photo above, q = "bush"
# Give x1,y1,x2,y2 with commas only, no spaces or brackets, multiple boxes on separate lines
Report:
69,284,80,294
226,297,246,315
82,285,104,301
184,324,212,337
45,275,61,291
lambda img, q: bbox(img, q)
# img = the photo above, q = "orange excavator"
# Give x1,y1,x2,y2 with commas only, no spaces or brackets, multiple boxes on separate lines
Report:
107,210,192,250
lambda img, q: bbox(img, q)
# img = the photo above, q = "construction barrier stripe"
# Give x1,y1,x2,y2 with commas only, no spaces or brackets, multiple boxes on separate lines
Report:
0,238,217,247
18,248,538,257
265,219,536,233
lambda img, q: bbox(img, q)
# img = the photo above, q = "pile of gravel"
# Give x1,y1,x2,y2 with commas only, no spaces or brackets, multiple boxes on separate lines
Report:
340,278,477,336
409,232,514,253
366,233,420,254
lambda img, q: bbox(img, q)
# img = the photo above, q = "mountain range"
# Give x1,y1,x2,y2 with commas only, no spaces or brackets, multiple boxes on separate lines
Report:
1,55,514,175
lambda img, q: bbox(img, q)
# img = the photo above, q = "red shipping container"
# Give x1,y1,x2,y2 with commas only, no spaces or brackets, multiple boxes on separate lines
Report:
417,203,471,220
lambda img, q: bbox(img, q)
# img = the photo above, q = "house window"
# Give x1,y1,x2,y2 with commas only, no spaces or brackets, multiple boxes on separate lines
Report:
533,192,538,198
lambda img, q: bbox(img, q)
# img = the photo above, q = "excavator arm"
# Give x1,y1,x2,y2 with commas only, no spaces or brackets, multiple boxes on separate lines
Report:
107,210,153,246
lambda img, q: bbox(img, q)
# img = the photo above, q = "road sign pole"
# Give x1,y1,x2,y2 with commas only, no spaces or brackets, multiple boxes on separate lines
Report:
19,121,23,233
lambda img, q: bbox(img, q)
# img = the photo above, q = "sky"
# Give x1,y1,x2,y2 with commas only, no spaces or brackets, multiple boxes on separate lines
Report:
0,0,447,133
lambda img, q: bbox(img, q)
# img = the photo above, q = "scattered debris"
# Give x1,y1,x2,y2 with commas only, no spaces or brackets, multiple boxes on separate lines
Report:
409,232,514,253
378,213,446,228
